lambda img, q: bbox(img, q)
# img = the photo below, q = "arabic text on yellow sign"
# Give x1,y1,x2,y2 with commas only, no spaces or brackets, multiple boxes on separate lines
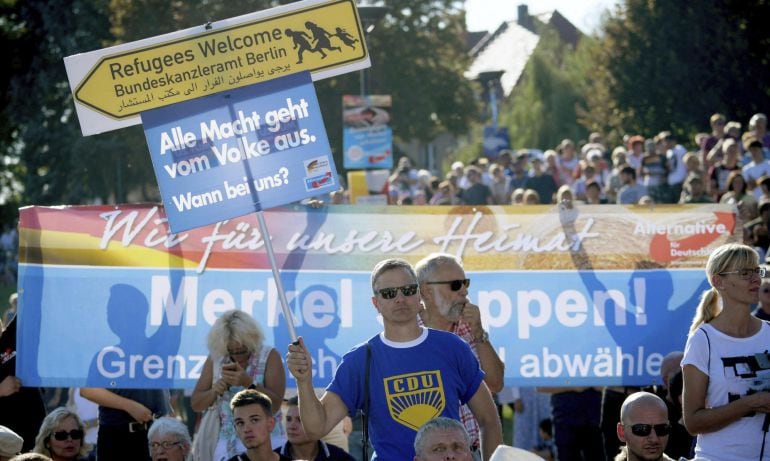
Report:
75,0,366,119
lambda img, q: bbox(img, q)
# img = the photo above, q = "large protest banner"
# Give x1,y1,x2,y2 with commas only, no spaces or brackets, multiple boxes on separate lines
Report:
17,203,737,389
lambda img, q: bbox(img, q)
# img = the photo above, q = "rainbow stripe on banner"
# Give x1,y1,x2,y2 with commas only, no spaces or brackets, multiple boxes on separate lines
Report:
17,203,737,388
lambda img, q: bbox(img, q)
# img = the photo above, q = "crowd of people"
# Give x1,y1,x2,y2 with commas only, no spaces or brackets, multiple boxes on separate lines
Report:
0,253,634,460
374,112,770,208
2,112,770,461
4,245,770,461
348,112,770,263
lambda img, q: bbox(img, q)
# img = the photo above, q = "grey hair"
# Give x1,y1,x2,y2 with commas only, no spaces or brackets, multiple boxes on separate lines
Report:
10,454,53,461
32,407,92,458
147,417,192,461
413,417,470,457
207,310,264,360
415,253,463,285
370,258,417,293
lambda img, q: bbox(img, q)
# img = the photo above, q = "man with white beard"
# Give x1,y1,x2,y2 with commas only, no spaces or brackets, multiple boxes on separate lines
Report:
415,253,504,460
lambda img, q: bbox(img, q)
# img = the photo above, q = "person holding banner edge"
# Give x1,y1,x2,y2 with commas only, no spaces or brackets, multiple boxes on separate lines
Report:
78,387,169,461
286,258,502,460
81,283,178,461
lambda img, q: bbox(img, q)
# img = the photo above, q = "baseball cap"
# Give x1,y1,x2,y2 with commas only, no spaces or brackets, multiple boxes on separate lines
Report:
0,425,23,457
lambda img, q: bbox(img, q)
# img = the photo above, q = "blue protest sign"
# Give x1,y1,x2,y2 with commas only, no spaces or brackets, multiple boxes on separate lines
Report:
343,125,393,169
342,94,393,169
142,72,338,232
483,125,510,158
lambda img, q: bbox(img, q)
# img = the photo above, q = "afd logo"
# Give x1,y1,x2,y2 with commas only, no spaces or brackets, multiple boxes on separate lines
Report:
384,370,445,431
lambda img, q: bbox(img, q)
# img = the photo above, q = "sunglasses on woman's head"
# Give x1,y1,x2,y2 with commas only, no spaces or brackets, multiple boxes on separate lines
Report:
52,429,84,441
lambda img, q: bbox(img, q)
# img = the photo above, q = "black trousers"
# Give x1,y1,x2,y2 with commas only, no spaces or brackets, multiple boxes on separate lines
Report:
600,389,627,461
551,389,604,461
96,424,151,461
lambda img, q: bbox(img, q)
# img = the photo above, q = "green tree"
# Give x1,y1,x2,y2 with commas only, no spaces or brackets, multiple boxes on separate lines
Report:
1,0,152,206
500,28,587,150
1,0,477,208
314,0,478,168
577,0,770,145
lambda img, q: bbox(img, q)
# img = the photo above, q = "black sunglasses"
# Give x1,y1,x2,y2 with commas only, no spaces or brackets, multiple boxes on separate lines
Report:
629,423,671,437
425,279,470,291
52,429,84,441
376,284,418,300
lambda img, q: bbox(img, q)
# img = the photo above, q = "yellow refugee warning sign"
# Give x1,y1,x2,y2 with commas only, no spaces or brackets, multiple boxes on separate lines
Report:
64,0,369,135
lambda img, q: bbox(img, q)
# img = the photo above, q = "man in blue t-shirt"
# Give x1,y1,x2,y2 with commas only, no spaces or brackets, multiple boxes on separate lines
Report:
287,258,502,461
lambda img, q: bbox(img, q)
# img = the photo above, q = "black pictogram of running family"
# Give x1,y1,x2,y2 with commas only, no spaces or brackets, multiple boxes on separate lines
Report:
285,21,359,64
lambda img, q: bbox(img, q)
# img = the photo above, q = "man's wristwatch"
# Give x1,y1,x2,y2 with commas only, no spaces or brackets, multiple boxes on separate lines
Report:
475,330,489,344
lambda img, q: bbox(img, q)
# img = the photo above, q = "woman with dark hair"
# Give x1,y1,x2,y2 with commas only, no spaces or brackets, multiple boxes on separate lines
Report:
682,243,770,460
719,171,757,208
32,408,91,461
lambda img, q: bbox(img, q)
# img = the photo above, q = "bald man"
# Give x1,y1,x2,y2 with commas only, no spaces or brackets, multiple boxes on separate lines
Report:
615,392,675,461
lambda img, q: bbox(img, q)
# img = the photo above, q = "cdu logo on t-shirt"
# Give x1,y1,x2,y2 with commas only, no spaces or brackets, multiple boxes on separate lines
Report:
384,370,445,430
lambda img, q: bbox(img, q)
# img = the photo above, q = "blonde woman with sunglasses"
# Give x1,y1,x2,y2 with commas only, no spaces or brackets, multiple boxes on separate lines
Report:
32,408,91,461
682,243,770,460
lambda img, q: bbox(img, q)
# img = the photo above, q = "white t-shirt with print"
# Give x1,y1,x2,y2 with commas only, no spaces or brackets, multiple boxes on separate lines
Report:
682,322,770,460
